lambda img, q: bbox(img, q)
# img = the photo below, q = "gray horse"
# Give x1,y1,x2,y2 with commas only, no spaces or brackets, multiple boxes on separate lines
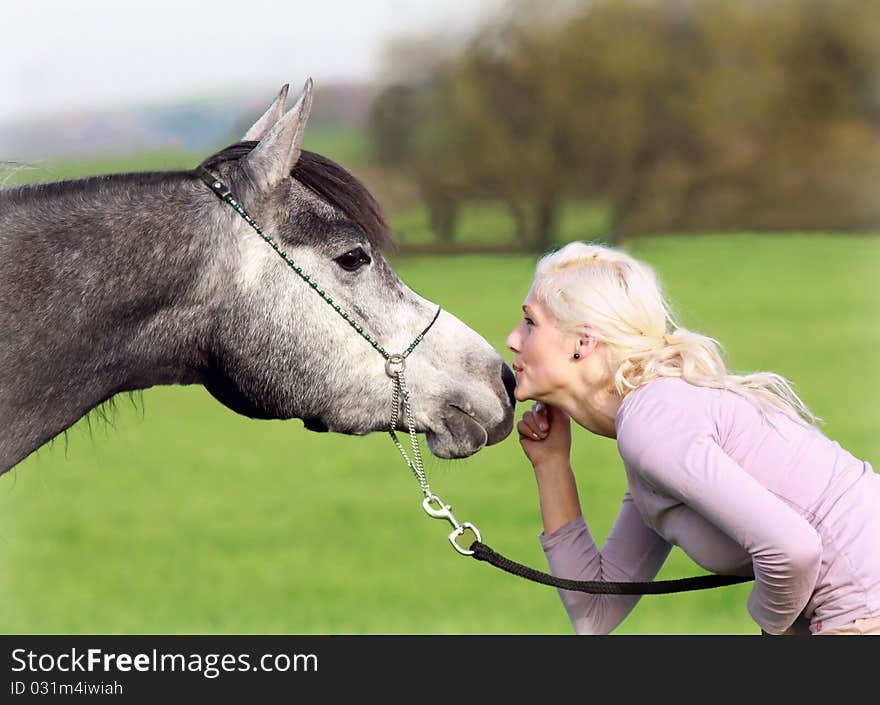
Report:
0,80,516,476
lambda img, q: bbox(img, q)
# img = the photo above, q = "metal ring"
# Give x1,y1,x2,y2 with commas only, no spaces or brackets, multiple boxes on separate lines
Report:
384,353,406,378
449,523,482,556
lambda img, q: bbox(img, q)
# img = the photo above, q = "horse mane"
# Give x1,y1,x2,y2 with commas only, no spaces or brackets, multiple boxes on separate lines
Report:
1,143,397,255
200,141,396,254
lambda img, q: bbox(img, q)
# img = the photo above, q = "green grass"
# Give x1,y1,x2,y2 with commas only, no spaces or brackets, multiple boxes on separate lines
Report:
0,233,877,634
301,127,373,166
1,150,201,187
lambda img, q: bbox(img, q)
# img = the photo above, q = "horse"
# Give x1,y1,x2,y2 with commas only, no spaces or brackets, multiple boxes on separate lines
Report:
0,80,517,476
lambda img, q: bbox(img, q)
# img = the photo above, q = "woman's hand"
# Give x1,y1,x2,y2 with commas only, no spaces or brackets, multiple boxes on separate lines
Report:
518,402,581,534
517,401,572,470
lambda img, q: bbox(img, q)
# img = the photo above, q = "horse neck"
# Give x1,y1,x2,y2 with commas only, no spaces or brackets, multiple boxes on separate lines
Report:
0,174,217,474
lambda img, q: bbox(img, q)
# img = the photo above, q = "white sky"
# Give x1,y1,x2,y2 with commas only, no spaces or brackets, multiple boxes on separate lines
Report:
0,0,508,125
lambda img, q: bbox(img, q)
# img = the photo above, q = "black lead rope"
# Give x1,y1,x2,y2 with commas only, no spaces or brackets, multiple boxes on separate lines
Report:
418,473,753,595
469,541,754,595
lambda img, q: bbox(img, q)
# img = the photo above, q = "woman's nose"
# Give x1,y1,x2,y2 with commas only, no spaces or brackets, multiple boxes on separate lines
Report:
506,327,520,352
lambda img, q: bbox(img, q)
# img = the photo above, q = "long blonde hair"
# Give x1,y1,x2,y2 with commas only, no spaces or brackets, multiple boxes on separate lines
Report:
532,241,823,427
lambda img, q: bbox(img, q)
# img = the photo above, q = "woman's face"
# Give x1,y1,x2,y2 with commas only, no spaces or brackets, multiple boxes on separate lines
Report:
505,286,578,404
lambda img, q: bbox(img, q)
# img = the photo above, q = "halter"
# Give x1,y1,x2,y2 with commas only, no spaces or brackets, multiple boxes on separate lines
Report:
196,165,754,596
196,166,480,555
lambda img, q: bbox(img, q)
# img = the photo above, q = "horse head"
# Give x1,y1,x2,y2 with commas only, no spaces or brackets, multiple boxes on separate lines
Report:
195,80,516,459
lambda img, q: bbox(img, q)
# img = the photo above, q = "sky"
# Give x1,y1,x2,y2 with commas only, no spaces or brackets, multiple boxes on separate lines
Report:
0,0,508,125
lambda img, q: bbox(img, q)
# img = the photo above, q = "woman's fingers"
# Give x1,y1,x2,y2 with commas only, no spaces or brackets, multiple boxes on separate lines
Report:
517,403,572,469
517,418,538,440
518,408,547,440
517,416,538,439
535,411,549,433
532,402,550,431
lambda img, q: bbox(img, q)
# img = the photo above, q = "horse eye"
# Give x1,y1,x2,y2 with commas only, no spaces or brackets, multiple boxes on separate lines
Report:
334,247,371,272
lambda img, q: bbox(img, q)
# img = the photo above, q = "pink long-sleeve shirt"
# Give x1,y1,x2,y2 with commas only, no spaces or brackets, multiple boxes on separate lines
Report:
540,376,880,635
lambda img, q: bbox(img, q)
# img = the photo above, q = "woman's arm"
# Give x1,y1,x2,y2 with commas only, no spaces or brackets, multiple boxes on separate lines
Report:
519,403,671,634
519,402,582,534
533,456,583,535
540,493,672,634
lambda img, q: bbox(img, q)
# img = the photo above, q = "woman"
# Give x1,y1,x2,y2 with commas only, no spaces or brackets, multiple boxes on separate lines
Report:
507,241,880,635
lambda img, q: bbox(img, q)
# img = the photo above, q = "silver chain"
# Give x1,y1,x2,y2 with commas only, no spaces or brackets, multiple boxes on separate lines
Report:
388,366,431,497
385,357,482,556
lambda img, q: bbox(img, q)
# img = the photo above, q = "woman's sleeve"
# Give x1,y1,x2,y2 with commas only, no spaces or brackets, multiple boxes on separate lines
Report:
539,492,672,634
625,429,822,635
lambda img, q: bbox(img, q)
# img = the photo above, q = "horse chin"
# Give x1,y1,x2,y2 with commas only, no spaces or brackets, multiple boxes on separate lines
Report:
425,407,489,460
302,417,329,433
310,408,490,459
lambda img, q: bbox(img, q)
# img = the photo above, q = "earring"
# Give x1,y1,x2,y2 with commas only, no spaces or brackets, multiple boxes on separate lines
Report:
572,352,581,360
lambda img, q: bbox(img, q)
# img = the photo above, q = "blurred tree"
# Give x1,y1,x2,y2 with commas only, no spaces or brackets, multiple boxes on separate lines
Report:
440,1,610,250
369,0,880,247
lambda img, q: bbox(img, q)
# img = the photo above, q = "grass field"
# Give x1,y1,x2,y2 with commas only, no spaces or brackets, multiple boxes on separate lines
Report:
0,228,877,634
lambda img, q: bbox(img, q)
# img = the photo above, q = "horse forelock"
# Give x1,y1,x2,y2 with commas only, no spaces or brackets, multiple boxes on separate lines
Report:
199,141,397,255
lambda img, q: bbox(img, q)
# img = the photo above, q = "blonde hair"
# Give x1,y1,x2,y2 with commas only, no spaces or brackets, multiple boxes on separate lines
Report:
532,241,823,428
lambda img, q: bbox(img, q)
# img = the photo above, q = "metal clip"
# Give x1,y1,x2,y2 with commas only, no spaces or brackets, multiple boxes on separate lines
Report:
422,494,481,556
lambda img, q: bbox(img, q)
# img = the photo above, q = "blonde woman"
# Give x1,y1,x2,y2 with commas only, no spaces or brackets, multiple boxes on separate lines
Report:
507,241,880,635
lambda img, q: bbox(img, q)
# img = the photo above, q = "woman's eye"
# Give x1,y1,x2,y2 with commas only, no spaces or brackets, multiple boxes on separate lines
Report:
334,247,371,272
524,316,535,326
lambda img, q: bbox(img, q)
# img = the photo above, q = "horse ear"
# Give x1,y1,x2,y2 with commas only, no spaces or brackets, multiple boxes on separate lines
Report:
242,84,289,141
237,78,314,195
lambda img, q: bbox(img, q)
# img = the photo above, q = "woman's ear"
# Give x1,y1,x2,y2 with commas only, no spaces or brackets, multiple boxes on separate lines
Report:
574,335,599,358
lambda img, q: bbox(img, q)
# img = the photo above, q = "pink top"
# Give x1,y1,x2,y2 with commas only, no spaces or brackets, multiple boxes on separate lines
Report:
540,376,880,635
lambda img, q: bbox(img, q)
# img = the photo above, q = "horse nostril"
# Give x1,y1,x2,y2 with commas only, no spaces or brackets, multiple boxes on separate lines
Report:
501,362,517,408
